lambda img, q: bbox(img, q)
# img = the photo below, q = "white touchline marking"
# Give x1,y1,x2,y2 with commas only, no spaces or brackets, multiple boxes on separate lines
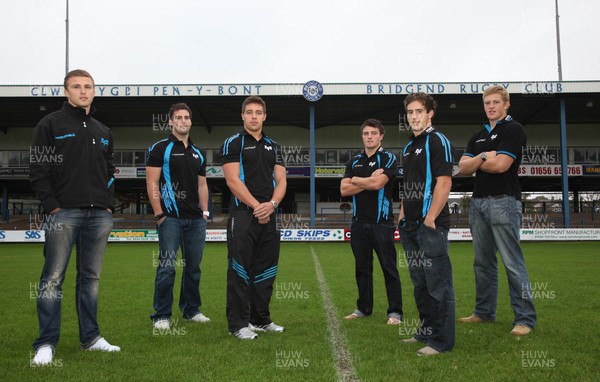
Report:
311,246,360,382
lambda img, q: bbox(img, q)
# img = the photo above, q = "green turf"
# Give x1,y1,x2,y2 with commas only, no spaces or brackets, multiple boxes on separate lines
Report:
0,241,598,381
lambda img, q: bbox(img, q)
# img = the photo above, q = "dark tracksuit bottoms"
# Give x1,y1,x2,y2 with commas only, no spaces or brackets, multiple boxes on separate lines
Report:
226,208,280,333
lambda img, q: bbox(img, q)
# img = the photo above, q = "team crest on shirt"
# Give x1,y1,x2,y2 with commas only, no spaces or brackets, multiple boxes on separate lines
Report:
415,148,422,155
369,161,376,167
490,134,498,140
192,153,199,159
264,145,273,151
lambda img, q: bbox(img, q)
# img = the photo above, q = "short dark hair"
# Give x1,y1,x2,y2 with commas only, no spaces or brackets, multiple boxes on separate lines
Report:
242,96,266,114
64,69,94,89
360,119,385,135
403,92,437,114
168,103,192,120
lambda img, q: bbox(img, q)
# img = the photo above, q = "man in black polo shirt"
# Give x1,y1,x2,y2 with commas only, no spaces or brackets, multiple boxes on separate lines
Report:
458,86,536,336
146,103,211,330
220,96,287,340
340,119,403,325
398,92,455,356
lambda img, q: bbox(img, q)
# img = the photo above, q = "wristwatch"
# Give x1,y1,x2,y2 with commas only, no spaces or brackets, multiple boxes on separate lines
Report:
270,200,278,208
154,212,165,220
480,152,487,161
203,211,210,218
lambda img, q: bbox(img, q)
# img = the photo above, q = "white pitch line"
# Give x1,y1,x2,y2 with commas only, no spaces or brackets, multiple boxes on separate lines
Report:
311,245,360,382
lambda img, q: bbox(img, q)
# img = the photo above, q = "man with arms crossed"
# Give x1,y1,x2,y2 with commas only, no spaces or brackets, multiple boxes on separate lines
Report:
398,92,455,356
220,96,287,340
340,119,403,325
30,69,120,366
458,85,536,336
146,103,211,330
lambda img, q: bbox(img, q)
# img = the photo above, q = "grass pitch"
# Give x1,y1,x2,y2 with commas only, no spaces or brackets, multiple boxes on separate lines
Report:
0,241,598,381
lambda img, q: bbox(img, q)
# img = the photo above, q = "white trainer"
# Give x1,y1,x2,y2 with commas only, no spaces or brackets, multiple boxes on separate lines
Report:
187,313,211,323
32,345,53,366
249,322,284,332
230,327,258,340
154,319,170,330
86,337,121,352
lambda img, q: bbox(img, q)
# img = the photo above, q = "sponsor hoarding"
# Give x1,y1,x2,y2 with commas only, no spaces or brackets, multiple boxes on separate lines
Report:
2,229,599,243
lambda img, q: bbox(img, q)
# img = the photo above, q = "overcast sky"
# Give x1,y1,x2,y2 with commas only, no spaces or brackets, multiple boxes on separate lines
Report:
1,0,599,85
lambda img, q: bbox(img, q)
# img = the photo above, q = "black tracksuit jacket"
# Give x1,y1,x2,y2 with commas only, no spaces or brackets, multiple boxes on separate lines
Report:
29,102,115,213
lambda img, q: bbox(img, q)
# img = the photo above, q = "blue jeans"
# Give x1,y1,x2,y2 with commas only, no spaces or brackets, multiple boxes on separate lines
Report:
152,217,207,321
469,196,537,328
399,223,455,352
33,208,113,350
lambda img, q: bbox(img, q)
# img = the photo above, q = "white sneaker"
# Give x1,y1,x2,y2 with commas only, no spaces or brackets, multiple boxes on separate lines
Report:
249,322,284,333
187,313,211,323
86,337,121,352
32,345,53,366
154,319,170,330
230,327,258,340
417,346,441,356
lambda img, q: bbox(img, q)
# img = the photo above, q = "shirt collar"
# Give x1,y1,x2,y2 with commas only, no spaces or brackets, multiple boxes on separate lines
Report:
62,101,96,118
239,129,270,142
484,115,513,132
168,133,195,148
362,146,384,158
410,126,435,141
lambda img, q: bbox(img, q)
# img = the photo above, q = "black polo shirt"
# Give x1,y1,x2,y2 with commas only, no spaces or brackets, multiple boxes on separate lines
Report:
220,130,284,210
343,146,397,225
146,133,206,219
401,126,453,231
463,115,525,200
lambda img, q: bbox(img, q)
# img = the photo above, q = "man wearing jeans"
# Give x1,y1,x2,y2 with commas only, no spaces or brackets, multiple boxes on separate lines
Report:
458,86,536,336
398,92,455,356
29,69,120,366
340,119,403,325
146,103,210,330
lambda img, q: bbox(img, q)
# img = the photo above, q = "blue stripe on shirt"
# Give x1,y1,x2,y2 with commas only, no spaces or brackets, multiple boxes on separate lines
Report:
422,135,432,218
162,142,180,217
497,150,517,159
